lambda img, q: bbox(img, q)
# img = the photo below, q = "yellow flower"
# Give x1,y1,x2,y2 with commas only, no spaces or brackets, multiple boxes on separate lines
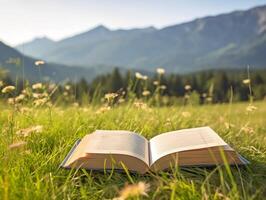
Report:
1,85,15,93
156,68,165,74
34,60,45,66
242,79,250,85
32,83,43,90
142,90,151,96
246,104,257,112
184,85,191,90
114,182,150,200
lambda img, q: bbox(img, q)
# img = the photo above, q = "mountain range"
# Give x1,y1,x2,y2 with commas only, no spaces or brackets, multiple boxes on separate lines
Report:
15,5,266,73
0,41,114,82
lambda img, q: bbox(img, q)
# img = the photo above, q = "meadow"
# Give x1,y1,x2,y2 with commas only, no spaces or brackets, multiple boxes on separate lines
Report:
0,99,265,199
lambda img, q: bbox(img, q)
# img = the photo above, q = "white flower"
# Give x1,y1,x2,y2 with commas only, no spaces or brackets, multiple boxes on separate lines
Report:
32,83,43,90
156,68,165,74
65,85,71,90
184,85,191,90
142,90,151,96
1,85,15,93
34,60,45,66
135,72,142,79
153,81,159,86
160,85,167,90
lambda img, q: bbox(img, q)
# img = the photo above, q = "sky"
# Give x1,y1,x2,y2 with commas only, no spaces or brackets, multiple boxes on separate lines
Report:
0,0,266,46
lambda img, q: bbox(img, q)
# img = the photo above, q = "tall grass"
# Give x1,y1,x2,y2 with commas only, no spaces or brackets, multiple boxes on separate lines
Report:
0,101,265,199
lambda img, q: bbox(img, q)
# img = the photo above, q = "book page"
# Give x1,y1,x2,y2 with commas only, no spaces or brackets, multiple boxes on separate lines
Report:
149,127,227,165
83,130,150,165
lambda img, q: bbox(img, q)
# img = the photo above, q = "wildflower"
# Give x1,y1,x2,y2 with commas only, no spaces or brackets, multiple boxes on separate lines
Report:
104,93,118,101
16,125,43,137
142,75,148,80
206,97,212,102
7,98,15,105
0,80,3,87
142,90,151,96
202,93,207,98
22,89,31,96
246,104,257,112
156,68,165,75
1,85,15,93
15,94,25,103
242,79,250,85
160,85,167,90
34,60,45,66
181,111,191,118
135,72,143,79
65,85,71,90
33,98,48,106
133,101,148,110
33,92,48,99
20,107,32,114
96,106,111,114
9,141,26,150
114,182,150,200
184,85,191,90
48,83,56,91
153,81,159,86
241,126,254,134
32,83,43,90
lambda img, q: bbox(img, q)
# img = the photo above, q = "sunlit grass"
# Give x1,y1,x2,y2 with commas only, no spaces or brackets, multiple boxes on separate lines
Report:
0,101,265,199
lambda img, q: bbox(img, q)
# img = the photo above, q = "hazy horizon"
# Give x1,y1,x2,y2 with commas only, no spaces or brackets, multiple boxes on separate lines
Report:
0,0,266,46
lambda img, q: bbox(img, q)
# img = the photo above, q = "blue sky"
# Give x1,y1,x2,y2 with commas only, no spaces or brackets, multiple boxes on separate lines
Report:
0,0,266,46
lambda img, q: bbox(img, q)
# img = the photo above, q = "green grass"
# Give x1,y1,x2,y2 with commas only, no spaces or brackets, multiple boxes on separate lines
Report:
0,101,265,199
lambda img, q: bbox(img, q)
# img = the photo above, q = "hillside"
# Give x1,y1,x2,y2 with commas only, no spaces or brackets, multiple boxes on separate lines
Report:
0,41,112,82
16,5,266,72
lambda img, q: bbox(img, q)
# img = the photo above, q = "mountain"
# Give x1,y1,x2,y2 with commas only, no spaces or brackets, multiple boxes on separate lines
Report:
0,41,113,82
16,5,266,72
17,37,56,59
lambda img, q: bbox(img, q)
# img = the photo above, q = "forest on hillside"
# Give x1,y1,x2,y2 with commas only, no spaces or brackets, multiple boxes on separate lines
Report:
1,67,266,106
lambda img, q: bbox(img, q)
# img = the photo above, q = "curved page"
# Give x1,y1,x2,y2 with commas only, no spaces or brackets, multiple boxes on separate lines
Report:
149,127,227,165
84,130,149,165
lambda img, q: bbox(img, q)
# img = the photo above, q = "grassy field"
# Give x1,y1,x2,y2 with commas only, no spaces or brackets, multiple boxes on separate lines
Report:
0,101,265,199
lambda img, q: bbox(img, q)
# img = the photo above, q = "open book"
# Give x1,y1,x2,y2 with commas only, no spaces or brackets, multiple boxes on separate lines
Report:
61,127,248,174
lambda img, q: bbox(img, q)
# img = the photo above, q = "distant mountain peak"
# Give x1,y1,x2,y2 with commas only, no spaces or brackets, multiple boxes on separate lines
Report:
90,25,110,32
